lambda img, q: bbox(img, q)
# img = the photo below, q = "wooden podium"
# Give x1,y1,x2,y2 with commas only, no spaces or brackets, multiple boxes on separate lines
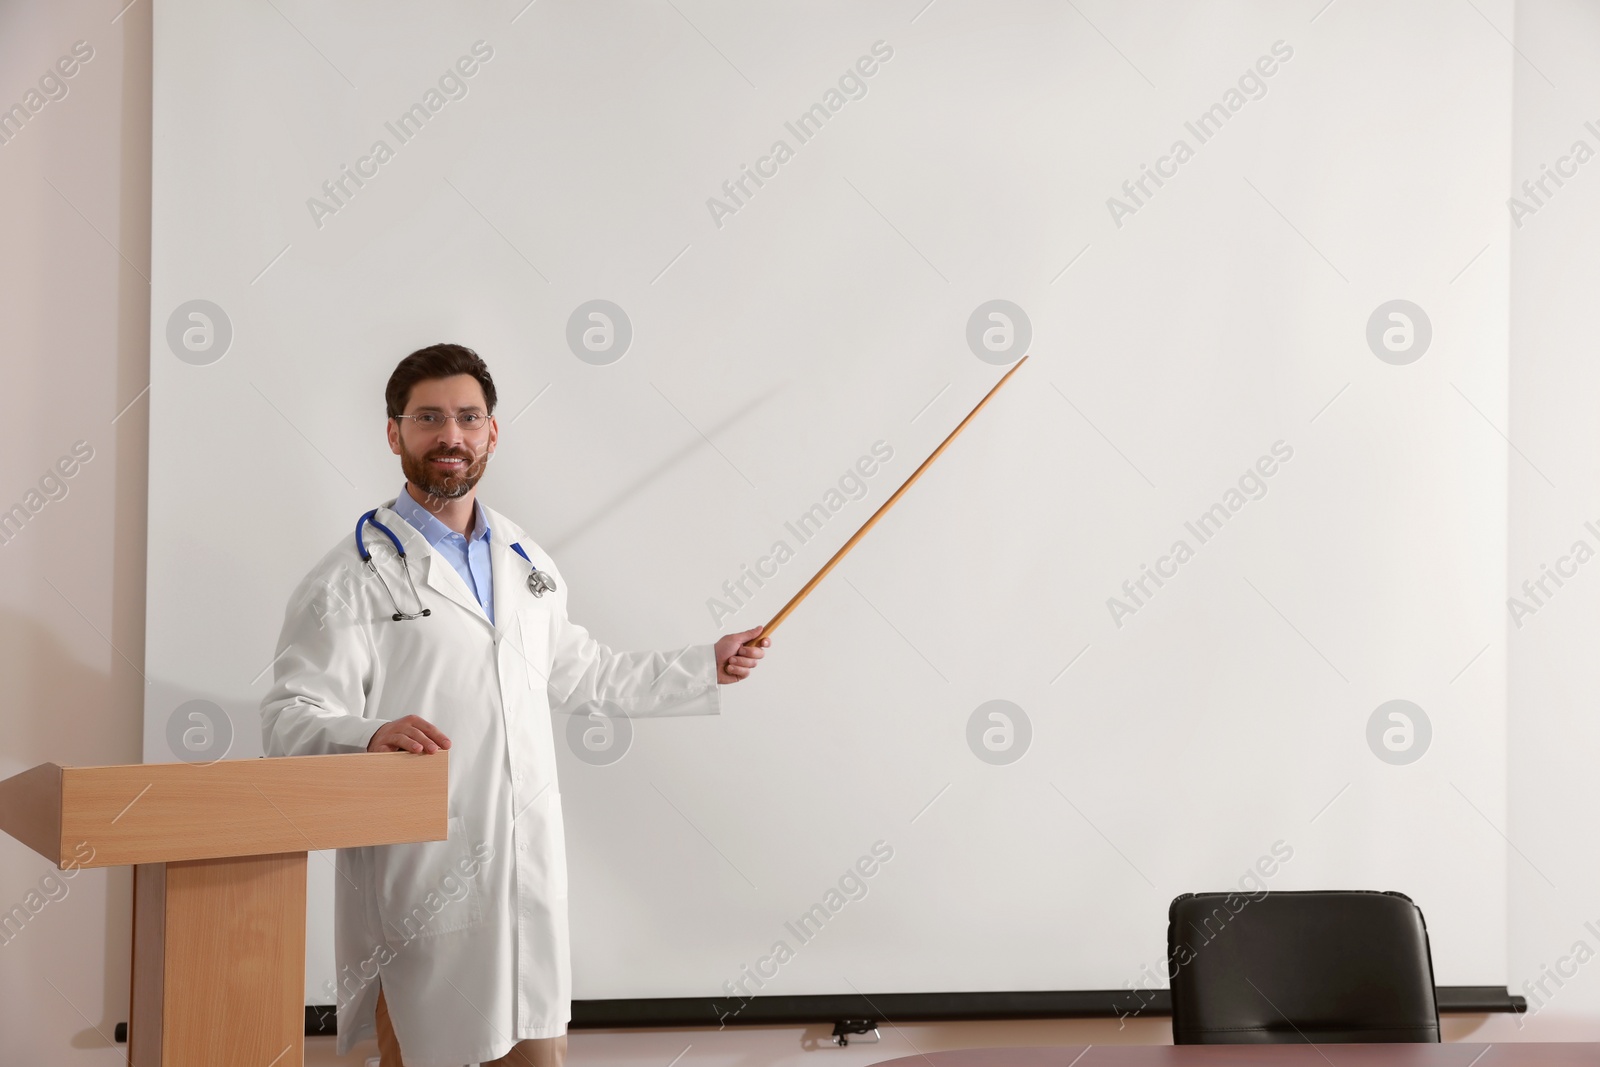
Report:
0,751,448,1066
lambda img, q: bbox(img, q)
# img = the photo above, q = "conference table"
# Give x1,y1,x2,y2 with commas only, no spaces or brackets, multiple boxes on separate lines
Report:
869,1045,1598,1066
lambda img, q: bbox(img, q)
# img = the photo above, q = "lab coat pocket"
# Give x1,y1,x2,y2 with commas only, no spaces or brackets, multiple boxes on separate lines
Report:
375,814,487,944
517,604,553,692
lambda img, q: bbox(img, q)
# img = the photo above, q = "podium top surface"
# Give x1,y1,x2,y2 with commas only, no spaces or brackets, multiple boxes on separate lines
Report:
0,751,448,868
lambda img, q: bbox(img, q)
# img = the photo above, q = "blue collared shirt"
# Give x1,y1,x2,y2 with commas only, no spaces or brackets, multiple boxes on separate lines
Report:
391,484,496,624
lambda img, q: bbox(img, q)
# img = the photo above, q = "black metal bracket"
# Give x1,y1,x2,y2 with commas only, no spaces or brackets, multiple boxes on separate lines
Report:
831,1018,880,1046
109,985,1525,1041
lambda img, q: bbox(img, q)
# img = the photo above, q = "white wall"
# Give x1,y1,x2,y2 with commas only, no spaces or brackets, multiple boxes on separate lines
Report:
1505,0,1600,1043
0,0,149,1062
0,0,1575,1063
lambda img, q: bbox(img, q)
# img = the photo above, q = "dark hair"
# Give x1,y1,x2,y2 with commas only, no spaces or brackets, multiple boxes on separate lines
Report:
385,343,498,418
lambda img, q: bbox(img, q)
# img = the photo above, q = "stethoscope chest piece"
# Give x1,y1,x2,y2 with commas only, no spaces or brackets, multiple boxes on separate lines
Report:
511,542,558,598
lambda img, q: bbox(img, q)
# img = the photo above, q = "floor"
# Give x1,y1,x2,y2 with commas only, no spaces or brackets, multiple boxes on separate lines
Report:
300,1013,1544,1067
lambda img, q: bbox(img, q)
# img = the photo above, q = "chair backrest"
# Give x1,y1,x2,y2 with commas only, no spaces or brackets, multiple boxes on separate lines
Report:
1167,889,1440,1044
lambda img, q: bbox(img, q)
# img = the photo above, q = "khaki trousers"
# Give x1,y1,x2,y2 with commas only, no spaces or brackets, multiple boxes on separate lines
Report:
375,982,568,1067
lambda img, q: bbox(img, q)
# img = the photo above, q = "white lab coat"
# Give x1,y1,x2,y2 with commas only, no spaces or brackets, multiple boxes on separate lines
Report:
260,498,720,1066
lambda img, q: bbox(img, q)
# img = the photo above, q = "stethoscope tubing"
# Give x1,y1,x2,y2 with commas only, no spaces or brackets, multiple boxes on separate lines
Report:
354,508,556,622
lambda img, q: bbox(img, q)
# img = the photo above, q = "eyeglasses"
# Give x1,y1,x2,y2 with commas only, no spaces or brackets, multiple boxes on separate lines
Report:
394,412,491,431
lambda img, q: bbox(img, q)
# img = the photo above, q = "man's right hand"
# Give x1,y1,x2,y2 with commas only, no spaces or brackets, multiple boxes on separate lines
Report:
367,715,451,754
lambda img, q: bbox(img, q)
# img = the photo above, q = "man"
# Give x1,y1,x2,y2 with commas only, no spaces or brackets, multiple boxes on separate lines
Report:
261,344,770,1067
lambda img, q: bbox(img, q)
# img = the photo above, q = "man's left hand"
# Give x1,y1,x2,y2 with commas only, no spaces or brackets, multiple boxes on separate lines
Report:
716,627,771,684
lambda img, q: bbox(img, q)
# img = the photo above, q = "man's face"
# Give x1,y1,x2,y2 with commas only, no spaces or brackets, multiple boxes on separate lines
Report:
386,374,500,503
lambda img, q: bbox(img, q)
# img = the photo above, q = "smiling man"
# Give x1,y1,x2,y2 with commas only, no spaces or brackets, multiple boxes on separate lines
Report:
260,343,769,1067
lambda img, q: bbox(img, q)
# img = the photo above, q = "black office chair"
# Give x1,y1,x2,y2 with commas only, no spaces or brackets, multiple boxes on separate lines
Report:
1167,889,1440,1044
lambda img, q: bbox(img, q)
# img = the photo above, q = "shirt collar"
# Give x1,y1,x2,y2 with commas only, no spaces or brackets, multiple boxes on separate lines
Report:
393,484,491,547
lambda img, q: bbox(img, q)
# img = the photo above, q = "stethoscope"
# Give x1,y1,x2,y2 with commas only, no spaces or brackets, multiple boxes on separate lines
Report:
355,509,558,622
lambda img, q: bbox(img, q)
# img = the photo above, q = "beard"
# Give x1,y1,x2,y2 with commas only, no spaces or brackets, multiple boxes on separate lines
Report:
399,439,489,502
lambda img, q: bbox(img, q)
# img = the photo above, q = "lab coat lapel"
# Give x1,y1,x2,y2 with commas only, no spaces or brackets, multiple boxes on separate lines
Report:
487,506,554,688
373,504,490,627
487,504,543,632
490,532,523,637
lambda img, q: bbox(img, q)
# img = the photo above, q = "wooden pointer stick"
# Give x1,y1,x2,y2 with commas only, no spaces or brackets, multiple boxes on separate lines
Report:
744,354,1030,648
